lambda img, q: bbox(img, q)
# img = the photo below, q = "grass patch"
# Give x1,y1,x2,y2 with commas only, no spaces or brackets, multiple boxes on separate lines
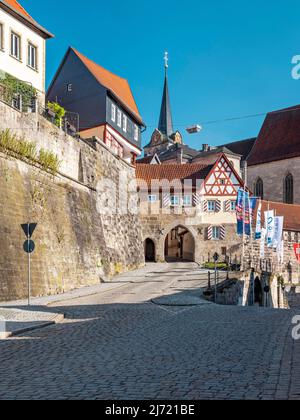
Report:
0,129,60,174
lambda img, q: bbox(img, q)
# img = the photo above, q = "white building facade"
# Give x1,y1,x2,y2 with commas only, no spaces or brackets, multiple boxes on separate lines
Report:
0,0,53,96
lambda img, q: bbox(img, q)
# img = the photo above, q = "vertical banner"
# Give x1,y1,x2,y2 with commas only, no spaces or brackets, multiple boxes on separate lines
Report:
236,189,244,235
255,201,262,240
273,216,284,250
264,210,275,248
277,240,284,264
260,228,267,258
244,191,251,236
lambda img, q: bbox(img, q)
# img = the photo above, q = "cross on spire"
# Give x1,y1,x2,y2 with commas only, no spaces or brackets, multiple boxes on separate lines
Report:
158,51,174,137
164,51,169,70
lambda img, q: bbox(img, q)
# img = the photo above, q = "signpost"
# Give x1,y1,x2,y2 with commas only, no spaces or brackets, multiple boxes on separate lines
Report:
294,244,300,283
21,223,37,306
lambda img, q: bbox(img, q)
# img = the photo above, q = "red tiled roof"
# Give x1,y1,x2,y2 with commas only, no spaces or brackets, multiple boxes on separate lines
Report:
1,0,53,37
257,201,300,232
2,0,32,19
136,163,213,187
248,105,300,166
72,48,143,125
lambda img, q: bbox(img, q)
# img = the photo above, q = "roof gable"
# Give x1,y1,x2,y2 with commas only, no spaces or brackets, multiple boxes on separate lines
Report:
201,154,245,196
247,105,300,166
71,48,143,125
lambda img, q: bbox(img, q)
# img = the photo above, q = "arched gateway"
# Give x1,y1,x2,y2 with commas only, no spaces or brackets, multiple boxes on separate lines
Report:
164,225,195,262
144,239,156,262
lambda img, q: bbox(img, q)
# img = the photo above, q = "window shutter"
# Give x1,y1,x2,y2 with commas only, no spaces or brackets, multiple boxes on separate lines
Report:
202,200,208,212
225,200,231,212
220,225,226,240
216,200,222,212
162,193,170,208
207,225,213,241
193,193,201,207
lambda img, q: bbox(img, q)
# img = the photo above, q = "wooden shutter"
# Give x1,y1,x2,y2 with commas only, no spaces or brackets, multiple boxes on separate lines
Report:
207,225,213,241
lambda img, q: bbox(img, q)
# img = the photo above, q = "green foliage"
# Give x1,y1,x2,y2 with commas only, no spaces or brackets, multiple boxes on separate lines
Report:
1,73,37,110
203,262,228,270
47,101,66,127
0,129,60,174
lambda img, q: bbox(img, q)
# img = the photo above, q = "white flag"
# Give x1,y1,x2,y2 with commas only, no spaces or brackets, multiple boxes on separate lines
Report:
265,210,275,248
273,216,284,250
277,240,284,264
255,201,262,240
260,228,267,258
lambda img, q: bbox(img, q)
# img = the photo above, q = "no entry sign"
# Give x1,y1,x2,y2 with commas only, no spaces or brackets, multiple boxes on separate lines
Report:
294,244,300,263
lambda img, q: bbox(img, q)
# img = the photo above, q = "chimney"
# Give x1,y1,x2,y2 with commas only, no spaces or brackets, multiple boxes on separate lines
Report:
202,144,210,152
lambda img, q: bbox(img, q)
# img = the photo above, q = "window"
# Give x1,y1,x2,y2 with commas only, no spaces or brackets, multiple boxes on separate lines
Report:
230,200,236,212
111,104,116,122
28,43,37,70
183,195,192,207
212,226,220,240
0,23,4,51
123,115,127,132
134,125,139,142
170,195,180,206
254,178,264,199
11,32,21,60
284,173,294,204
208,201,216,212
148,195,157,203
117,109,122,127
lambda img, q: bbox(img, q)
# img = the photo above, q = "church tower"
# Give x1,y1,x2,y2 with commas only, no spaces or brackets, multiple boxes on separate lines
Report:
144,53,183,157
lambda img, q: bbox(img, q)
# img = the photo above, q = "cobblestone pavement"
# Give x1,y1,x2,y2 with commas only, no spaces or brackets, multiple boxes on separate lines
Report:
0,262,299,400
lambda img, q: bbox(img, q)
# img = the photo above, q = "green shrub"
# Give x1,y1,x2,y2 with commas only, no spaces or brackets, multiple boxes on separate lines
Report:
0,129,60,174
203,262,228,270
47,101,66,127
1,73,37,110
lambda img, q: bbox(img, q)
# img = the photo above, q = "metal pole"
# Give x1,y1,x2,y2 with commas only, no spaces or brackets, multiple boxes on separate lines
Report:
27,222,31,307
214,262,217,303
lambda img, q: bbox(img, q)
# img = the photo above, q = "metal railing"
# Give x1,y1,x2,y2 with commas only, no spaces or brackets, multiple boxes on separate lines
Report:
41,107,80,138
0,83,37,113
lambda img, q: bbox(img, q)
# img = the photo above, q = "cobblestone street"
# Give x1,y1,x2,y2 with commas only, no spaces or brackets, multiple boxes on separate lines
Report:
0,263,299,400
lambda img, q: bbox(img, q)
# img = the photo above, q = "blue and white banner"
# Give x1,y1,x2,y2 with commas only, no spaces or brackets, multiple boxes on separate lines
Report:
260,228,267,258
264,210,275,248
236,189,251,236
255,201,262,240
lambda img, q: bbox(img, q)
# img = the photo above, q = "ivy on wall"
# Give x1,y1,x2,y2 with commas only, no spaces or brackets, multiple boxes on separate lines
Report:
0,73,37,110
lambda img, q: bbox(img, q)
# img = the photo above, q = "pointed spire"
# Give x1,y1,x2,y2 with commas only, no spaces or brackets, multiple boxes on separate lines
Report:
158,52,174,137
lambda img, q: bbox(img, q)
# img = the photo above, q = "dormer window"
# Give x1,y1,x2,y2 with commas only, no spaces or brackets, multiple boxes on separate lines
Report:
11,31,21,60
117,109,122,127
123,115,127,133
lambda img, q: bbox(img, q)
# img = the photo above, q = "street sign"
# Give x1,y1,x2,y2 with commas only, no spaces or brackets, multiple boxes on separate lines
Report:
21,223,37,239
23,240,35,254
294,244,300,263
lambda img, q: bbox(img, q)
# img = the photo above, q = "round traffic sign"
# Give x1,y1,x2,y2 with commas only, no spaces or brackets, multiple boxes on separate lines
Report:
23,240,35,254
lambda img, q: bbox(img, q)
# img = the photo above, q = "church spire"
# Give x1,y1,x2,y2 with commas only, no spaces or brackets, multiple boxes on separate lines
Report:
158,52,174,137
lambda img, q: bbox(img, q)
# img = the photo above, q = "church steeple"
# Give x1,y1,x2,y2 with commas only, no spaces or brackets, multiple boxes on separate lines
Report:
158,52,174,137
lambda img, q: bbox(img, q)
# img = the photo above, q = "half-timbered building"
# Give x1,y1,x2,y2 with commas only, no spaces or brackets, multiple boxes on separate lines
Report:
137,154,245,264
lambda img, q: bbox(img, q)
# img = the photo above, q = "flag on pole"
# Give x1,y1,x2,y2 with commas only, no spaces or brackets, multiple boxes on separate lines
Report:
244,191,251,236
260,228,267,258
236,188,244,235
265,210,275,248
273,216,284,250
255,200,262,240
277,240,284,264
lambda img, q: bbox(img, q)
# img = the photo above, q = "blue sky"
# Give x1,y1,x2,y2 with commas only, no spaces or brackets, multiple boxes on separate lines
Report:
23,0,300,149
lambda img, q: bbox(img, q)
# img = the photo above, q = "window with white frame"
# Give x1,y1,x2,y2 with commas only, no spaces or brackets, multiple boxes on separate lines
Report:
148,195,157,203
170,195,180,206
123,114,127,133
11,32,21,60
212,226,220,240
208,200,216,212
117,109,122,127
0,23,4,51
28,43,37,70
111,104,116,122
183,195,192,207
134,124,139,141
